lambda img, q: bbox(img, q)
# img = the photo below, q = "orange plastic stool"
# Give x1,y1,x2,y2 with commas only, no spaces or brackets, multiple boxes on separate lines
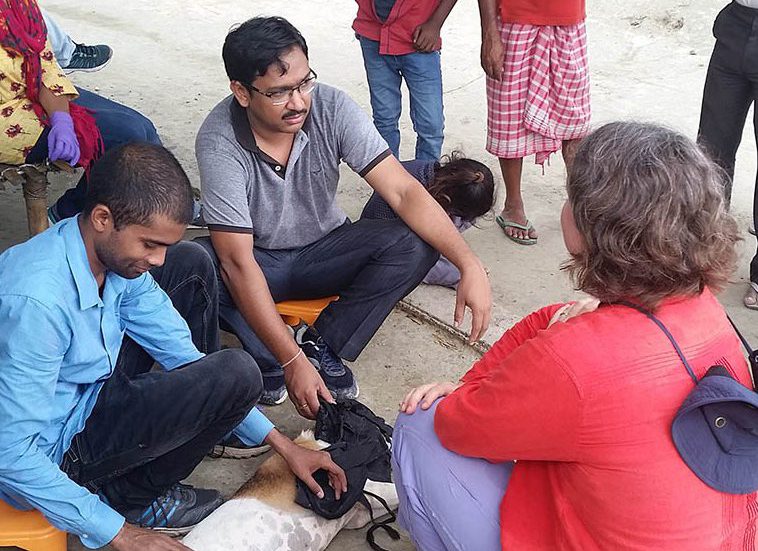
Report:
0,500,66,551
275,296,338,326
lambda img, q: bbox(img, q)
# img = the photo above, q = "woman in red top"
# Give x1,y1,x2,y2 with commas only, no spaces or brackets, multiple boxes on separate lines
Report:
392,121,757,550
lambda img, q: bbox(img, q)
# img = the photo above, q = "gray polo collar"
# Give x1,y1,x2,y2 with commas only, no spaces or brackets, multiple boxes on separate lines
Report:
230,99,261,154
228,99,311,180
229,99,310,152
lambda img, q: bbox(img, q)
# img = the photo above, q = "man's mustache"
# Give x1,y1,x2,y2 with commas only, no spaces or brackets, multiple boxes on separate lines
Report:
282,109,307,119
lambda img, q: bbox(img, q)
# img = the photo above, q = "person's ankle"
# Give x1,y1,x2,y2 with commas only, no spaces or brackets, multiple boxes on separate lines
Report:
501,203,525,216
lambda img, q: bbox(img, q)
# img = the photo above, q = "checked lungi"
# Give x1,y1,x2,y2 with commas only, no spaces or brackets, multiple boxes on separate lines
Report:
486,20,591,164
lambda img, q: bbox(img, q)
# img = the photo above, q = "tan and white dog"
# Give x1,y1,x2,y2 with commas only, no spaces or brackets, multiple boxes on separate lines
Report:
182,431,399,551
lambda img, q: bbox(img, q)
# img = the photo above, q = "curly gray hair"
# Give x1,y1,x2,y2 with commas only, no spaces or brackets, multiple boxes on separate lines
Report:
563,121,740,309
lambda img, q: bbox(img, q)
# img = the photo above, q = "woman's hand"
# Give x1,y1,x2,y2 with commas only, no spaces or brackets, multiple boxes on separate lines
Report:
548,297,600,327
47,111,80,166
400,381,462,414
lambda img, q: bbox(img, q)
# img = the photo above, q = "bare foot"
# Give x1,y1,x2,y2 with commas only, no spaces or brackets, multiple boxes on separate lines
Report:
499,206,537,242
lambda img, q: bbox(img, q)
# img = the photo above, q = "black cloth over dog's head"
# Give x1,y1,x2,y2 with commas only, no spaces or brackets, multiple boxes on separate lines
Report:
295,398,393,518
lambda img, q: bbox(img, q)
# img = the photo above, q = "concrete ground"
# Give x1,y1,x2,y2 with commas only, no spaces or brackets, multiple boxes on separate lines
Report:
1,0,757,549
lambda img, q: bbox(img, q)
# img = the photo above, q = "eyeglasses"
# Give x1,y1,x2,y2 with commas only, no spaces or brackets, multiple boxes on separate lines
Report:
248,70,318,106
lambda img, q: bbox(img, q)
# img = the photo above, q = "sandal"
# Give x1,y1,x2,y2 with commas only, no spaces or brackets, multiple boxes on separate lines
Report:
496,215,538,246
744,282,758,311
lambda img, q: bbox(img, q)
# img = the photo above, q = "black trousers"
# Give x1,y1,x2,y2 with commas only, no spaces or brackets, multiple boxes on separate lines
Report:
196,218,439,380
698,1,758,282
62,242,262,510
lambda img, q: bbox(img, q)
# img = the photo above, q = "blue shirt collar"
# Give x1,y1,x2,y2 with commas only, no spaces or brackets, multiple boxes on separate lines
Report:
61,217,126,310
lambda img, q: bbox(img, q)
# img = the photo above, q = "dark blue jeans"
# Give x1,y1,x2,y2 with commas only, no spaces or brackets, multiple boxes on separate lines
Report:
697,1,758,283
358,36,444,161
196,219,439,383
62,242,262,510
27,87,161,220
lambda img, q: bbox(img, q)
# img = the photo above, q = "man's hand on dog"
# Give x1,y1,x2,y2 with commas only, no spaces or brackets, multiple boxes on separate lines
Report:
111,523,191,550
289,446,348,500
266,429,347,499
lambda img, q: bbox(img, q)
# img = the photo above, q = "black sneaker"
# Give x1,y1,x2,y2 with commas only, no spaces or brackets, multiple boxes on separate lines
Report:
294,324,359,400
209,433,271,459
47,205,61,226
120,483,222,536
188,188,206,229
259,374,288,406
63,43,113,73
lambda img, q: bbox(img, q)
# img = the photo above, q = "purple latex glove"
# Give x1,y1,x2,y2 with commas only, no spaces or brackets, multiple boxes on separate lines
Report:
47,111,80,166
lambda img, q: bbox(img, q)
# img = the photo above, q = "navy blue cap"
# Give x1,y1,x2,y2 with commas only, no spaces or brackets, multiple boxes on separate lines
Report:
671,366,758,495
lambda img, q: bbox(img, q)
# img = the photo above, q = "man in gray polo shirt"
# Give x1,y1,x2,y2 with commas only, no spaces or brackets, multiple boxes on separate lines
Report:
195,16,490,443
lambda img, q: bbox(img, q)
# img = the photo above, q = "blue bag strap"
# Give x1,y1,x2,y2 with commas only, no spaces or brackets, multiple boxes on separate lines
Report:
618,301,699,385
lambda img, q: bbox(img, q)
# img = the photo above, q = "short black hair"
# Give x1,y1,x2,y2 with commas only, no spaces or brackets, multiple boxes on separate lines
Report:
82,142,194,229
222,16,309,86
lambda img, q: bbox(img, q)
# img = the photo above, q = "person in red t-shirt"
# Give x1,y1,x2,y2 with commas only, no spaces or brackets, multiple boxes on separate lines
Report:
392,122,758,550
353,0,457,161
478,0,590,246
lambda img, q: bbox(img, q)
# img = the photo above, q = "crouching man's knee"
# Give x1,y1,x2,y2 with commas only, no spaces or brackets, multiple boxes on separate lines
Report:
388,226,441,275
164,241,216,282
205,348,263,411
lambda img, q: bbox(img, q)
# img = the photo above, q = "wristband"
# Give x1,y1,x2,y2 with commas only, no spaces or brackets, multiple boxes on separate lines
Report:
281,348,303,369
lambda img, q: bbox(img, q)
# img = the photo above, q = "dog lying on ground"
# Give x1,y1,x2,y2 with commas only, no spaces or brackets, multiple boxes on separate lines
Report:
182,431,399,551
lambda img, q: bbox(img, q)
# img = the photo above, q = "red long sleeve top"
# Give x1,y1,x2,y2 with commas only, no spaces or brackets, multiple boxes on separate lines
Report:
499,0,586,26
435,289,758,550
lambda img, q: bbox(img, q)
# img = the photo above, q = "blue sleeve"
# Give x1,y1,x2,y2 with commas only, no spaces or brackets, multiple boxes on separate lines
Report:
0,296,124,548
233,407,276,446
119,273,203,370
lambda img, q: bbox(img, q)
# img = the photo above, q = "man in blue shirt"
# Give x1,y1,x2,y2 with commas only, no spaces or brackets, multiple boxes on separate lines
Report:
0,143,346,550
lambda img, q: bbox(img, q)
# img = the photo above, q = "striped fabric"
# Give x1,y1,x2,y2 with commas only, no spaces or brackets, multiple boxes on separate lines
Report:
485,20,591,164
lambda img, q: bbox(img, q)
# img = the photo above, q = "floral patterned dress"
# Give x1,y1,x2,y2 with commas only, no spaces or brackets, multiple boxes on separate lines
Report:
0,38,77,165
